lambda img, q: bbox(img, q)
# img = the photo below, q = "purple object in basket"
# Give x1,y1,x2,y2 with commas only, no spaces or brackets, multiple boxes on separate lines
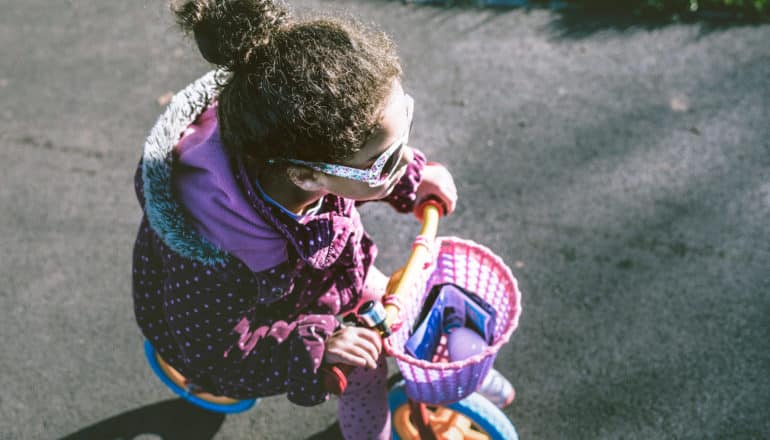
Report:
441,285,490,361
447,327,489,362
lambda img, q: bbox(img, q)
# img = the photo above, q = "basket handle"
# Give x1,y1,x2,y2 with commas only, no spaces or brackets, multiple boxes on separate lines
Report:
320,198,444,395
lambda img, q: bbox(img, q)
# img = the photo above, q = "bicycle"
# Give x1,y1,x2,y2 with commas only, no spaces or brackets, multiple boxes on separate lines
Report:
144,197,522,439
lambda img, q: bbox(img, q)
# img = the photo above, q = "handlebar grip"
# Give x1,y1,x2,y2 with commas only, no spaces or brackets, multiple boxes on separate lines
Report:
322,201,444,395
415,196,447,220
321,300,390,395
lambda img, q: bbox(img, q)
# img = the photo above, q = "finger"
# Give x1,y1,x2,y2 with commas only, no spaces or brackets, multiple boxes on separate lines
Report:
324,331,365,366
353,327,382,353
326,349,369,368
445,184,458,212
446,191,457,214
329,344,376,369
442,180,458,211
340,336,378,367
327,328,379,366
353,339,379,367
338,328,379,366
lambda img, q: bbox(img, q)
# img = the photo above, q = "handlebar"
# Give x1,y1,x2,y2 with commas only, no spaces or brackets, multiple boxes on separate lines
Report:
321,198,446,395
384,199,443,328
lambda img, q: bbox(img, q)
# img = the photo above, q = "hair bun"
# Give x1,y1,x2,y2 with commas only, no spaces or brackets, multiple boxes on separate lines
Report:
172,0,289,68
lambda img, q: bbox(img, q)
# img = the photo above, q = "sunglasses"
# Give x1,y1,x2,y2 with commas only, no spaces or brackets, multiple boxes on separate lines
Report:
271,94,414,188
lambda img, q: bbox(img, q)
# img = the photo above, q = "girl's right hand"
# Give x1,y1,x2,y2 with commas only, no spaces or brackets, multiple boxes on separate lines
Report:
415,162,457,216
323,326,382,369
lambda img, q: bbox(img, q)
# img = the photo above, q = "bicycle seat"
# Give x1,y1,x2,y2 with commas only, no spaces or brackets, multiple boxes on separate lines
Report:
143,340,258,414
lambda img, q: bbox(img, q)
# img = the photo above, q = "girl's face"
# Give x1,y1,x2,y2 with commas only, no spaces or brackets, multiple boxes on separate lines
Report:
318,80,414,201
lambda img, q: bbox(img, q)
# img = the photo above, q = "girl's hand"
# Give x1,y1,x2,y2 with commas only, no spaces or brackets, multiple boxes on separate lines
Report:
323,326,382,369
416,162,457,215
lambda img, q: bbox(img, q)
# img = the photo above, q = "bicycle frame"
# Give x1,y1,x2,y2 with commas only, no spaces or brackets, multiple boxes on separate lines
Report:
322,199,446,439
384,200,443,327
385,200,443,440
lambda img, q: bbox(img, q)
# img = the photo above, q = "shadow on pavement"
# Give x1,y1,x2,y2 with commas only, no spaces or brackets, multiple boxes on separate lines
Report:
305,422,343,440
397,0,765,39
540,7,765,39
59,398,225,440
59,397,344,440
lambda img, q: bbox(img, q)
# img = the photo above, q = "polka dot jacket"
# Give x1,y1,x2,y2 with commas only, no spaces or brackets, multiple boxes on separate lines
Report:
132,70,427,407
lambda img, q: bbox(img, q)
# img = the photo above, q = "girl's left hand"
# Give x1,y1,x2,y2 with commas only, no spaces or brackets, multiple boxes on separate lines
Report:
416,162,457,215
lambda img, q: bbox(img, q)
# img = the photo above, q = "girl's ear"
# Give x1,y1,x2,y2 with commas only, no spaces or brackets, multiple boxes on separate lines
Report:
286,166,326,192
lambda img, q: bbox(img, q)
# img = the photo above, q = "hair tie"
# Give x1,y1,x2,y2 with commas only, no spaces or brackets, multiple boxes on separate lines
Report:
411,235,434,269
382,295,404,333
382,294,403,313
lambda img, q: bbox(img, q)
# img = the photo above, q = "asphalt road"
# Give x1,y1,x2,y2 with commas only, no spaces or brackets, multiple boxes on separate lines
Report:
1,0,768,439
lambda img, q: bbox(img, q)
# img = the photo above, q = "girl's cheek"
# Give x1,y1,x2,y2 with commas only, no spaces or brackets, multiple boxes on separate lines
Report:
362,183,391,200
402,146,415,164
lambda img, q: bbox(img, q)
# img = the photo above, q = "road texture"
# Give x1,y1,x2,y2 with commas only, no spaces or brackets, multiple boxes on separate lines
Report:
1,0,768,438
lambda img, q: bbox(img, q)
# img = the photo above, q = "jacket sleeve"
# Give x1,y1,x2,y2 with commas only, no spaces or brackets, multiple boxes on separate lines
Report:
160,259,340,406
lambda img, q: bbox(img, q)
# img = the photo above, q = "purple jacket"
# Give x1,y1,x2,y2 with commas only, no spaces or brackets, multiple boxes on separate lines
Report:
132,71,426,406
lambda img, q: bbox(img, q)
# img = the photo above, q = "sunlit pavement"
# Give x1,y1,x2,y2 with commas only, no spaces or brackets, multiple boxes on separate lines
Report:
2,1,768,438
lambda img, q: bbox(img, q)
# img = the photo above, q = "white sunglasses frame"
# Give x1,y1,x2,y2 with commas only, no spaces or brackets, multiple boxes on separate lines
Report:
273,94,414,187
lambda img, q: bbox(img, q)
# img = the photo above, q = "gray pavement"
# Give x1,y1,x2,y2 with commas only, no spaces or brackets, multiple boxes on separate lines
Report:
1,0,768,439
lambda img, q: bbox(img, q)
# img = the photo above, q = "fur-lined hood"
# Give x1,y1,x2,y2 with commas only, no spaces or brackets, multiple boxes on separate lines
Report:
141,70,231,266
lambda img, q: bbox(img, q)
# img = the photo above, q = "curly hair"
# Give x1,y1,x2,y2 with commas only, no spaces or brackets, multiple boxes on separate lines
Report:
172,0,402,164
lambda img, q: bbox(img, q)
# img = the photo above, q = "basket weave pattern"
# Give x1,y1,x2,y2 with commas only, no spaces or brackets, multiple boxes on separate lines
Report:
384,237,522,405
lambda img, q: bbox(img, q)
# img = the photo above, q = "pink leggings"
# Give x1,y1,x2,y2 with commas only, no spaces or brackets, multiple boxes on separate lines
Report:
337,267,391,440
338,355,390,439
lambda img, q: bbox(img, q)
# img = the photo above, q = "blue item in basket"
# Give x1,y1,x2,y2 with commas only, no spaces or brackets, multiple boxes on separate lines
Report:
405,283,497,361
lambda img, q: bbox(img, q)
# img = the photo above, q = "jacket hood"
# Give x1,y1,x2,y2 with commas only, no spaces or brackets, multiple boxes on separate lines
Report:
141,70,231,266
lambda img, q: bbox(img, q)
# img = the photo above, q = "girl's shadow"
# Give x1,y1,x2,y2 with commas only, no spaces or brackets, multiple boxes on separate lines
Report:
59,398,343,440
59,398,225,440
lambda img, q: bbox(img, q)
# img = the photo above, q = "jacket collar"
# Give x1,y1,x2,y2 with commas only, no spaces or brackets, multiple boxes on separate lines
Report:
232,155,356,270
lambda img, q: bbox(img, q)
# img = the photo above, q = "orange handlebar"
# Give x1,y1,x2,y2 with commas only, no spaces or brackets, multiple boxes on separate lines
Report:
321,198,444,395
383,199,444,329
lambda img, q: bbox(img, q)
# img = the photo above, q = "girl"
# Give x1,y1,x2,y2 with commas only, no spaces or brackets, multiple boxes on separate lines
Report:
132,0,456,438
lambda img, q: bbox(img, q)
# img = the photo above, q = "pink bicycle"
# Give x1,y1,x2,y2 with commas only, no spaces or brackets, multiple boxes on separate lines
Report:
145,199,522,439
322,200,522,439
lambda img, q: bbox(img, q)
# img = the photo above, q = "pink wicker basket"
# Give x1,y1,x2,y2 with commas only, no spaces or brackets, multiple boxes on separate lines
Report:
383,236,522,405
